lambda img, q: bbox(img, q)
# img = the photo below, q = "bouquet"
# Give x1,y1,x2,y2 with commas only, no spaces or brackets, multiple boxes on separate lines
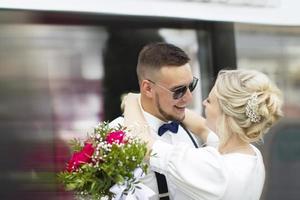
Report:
57,122,149,200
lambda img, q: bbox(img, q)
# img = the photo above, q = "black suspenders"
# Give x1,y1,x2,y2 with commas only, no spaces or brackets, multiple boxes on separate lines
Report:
154,172,170,200
180,123,199,149
155,123,199,200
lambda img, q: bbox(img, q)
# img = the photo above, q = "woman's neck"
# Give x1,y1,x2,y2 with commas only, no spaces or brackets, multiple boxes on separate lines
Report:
219,136,254,155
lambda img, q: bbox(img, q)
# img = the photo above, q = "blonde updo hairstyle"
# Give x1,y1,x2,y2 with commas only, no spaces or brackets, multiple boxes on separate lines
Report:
214,69,283,146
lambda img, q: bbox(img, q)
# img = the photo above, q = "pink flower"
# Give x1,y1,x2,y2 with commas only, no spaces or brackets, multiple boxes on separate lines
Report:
106,130,126,144
67,142,95,172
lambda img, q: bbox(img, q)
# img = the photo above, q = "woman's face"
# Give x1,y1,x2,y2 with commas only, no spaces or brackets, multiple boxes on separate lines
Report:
203,86,222,133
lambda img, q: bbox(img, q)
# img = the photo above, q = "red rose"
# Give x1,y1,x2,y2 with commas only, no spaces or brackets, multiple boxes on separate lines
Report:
67,142,95,172
106,130,126,144
81,142,95,158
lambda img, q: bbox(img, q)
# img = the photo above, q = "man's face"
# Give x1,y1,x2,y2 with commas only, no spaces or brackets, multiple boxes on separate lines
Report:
150,63,195,122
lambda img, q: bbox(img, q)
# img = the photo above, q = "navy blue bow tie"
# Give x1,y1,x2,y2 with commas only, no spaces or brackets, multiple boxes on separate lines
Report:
158,121,179,136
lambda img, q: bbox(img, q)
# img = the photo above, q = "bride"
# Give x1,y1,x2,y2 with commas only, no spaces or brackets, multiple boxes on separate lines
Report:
123,69,283,200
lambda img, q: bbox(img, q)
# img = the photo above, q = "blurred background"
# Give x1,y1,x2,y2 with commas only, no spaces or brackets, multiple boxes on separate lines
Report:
0,1,299,199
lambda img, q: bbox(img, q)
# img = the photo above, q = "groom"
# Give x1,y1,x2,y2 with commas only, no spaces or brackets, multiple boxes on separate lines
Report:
110,42,200,200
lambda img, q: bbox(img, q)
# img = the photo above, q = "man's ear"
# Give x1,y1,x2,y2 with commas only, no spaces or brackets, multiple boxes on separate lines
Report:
141,80,153,98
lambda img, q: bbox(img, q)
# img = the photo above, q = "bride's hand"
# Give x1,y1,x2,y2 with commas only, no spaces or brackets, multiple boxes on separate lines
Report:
122,93,146,128
121,93,140,112
184,109,209,142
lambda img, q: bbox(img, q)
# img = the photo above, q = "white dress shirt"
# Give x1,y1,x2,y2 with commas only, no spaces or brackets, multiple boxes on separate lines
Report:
109,98,200,200
150,139,265,200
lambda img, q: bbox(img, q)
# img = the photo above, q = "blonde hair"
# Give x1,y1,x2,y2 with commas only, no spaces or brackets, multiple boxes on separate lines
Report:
214,69,283,146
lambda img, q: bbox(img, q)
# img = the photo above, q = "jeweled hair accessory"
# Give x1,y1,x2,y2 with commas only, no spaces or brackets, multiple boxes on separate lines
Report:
245,93,261,123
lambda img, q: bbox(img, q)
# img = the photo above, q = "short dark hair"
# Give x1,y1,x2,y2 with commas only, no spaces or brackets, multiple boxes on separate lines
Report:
136,42,190,82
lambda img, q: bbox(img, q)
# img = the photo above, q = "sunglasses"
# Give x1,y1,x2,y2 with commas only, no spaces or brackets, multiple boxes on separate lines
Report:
148,77,199,100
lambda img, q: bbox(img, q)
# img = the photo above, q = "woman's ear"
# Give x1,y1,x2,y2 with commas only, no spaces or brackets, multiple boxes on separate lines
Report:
141,80,153,98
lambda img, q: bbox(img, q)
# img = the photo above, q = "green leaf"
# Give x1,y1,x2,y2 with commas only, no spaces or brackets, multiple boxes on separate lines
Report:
69,138,82,152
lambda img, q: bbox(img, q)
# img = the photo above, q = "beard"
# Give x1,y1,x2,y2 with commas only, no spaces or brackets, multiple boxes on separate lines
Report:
155,93,184,122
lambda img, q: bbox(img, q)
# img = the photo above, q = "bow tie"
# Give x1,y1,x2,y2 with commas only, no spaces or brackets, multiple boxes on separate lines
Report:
158,121,179,136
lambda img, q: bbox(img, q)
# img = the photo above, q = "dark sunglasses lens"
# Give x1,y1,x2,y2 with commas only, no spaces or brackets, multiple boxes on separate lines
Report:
189,78,198,92
173,87,187,99
173,78,198,100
